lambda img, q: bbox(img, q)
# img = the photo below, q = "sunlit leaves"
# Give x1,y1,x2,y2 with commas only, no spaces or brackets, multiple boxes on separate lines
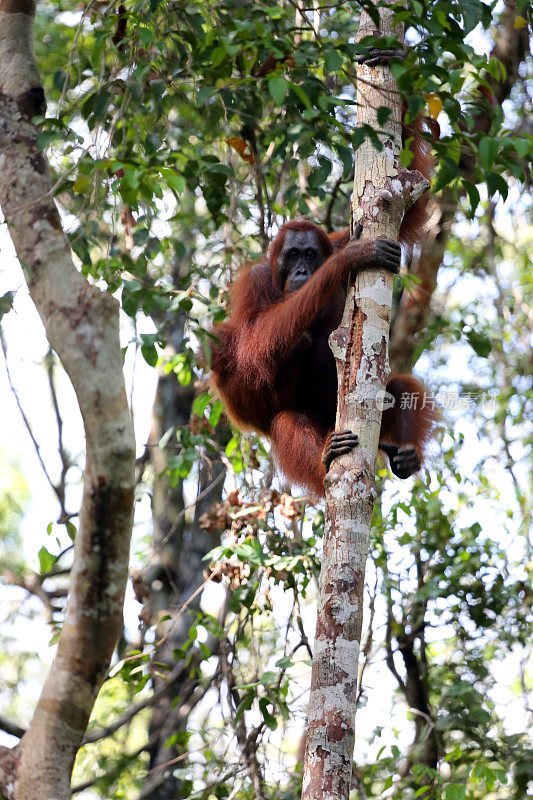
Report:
38,545,56,574
425,92,443,120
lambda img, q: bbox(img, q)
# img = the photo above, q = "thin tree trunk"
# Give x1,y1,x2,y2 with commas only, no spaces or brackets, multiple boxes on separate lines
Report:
0,2,135,798
139,304,229,799
301,5,427,798
140,376,228,799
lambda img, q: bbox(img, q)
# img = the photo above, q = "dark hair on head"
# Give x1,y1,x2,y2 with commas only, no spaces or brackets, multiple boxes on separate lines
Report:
268,220,333,286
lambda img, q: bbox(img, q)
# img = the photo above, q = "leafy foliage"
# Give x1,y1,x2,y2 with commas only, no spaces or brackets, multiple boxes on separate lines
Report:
0,0,531,798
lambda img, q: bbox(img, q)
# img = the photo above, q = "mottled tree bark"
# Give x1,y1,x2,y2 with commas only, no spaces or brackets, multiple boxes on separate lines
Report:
301,5,428,799
0,2,135,798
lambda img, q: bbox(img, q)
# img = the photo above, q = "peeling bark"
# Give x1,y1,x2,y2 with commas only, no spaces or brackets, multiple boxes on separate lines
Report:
302,5,428,798
0,2,135,798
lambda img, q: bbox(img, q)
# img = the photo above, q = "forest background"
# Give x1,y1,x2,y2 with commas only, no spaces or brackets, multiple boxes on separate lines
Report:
0,1,531,799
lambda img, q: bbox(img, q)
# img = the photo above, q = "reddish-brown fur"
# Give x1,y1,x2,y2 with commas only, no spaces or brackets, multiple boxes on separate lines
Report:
402,112,440,244
211,218,438,498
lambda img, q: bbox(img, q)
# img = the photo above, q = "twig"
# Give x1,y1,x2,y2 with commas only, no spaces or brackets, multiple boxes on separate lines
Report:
356,567,378,703
323,173,344,231
155,466,226,550
82,663,185,744
0,326,63,512
219,637,266,800
45,350,69,514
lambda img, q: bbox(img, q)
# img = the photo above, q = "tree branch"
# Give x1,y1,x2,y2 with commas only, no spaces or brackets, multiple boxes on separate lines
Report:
0,2,135,797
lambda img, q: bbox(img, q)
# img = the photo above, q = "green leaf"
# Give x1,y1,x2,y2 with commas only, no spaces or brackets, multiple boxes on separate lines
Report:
92,89,111,120
259,697,278,730
463,180,480,216
73,175,91,194
466,330,492,358
0,290,15,321
145,132,162,154
268,76,288,106
226,435,240,457
166,729,191,748
235,691,254,721
512,136,532,159
433,159,459,192
38,546,56,574
53,69,68,93
141,344,158,367
139,26,154,46
197,86,214,104
235,540,264,566
297,196,310,215
65,521,77,541
364,2,381,26
230,581,257,610
132,228,150,247
377,106,392,127
289,81,312,109
461,0,484,33
162,170,186,194
148,79,166,100
193,392,211,417
209,400,223,426
211,47,226,68
399,146,415,167
308,156,332,188
312,509,325,530
205,162,234,176
479,137,499,171
324,49,343,72
445,784,466,800
259,671,278,687
133,674,149,693
486,171,508,200
335,144,353,178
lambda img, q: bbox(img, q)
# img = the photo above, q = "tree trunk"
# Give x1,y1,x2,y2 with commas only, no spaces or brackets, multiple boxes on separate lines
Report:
301,5,427,798
139,311,229,799
0,2,135,798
